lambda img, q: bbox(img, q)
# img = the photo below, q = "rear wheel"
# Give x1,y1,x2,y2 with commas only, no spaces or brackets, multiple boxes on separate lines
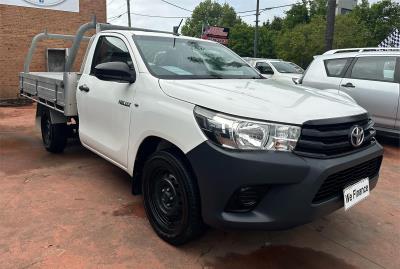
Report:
142,150,204,245
41,110,67,153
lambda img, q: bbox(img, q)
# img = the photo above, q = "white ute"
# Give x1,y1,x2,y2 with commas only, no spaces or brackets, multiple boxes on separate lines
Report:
243,57,304,84
20,21,384,245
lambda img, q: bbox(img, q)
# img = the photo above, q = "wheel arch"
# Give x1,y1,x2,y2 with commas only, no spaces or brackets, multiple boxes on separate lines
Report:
131,135,197,195
36,104,67,128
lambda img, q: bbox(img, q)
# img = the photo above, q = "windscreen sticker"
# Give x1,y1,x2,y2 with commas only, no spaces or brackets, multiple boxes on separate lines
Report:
161,66,193,75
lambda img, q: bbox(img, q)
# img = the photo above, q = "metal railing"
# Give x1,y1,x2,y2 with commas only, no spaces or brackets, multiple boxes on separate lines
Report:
324,47,400,55
24,18,179,73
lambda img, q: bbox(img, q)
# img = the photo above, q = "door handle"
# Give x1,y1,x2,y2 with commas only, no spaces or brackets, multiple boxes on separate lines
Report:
341,82,355,88
79,84,90,92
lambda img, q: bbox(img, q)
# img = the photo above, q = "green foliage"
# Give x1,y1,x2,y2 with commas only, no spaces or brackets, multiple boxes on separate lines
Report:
309,0,328,18
333,14,371,48
352,0,400,45
182,0,400,67
275,16,325,67
181,0,241,37
229,22,254,57
283,0,310,29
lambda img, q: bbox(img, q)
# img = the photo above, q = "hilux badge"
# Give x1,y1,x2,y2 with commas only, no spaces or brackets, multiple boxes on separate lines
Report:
350,126,364,147
118,100,131,107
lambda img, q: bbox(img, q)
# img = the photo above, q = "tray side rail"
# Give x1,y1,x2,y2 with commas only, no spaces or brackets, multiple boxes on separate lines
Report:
20,73,65,114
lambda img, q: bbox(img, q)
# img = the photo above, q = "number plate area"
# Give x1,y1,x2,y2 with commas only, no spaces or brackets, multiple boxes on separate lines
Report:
343,178,370,210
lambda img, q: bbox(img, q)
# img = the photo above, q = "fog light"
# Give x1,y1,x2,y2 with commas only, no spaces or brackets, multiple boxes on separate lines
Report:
225,185,269,213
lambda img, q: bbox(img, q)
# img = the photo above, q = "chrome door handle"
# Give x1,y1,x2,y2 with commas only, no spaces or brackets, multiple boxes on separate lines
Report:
341,82,355,88
79,85,90,92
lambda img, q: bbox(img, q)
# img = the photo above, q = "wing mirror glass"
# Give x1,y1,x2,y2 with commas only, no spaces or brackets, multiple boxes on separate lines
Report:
292,77,302,85
256,66,274,75
94,61,136,83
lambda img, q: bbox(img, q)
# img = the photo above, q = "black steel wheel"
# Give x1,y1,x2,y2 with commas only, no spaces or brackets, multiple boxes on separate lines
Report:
142,149,204,245
40,109,67,153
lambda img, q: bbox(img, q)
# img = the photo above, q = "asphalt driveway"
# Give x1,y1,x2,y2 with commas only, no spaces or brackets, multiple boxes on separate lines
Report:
0,105,399,269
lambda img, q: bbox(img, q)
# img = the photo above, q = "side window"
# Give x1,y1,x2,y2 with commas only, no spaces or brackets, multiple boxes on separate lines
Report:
90,36,133,74
350,56,396,82
255,62,274,74
324,58,351,77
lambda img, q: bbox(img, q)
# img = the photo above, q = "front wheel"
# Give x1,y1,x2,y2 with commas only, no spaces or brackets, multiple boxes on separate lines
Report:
41,110,67,153
142,150,204,245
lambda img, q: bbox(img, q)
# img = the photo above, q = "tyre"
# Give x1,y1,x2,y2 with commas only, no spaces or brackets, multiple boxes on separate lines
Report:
142,149,204,245
40,110,67,153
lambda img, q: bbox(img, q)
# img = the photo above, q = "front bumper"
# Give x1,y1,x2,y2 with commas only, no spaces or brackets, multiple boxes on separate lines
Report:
186,141,384,230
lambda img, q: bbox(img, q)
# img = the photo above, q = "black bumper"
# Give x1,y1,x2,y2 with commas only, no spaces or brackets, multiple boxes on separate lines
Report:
186,141,384,230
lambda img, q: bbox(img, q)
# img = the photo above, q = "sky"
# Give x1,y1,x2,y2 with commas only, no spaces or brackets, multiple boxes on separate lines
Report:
106,0,381,32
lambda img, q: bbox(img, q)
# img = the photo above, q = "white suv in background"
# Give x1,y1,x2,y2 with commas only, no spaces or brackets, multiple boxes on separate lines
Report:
301,48,400,138
244,58,304,84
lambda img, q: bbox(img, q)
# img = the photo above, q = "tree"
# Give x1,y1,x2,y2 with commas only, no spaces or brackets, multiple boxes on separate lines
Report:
309,0,327,18
181,0,400,65
275,16,325,68
333,14,371,48
229,23,254,57
352,0,400,45
283,0,310,29
181,0,240,37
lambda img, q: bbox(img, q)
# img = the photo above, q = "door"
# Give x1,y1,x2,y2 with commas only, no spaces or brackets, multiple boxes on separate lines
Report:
77,35,137,168
340,56,399,129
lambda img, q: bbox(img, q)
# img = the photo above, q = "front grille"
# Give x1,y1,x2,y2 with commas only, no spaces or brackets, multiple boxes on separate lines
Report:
312,156,382,204
294,115,376,158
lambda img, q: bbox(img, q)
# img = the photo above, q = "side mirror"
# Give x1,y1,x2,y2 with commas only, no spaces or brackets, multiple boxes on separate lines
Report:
292,77,302,85
94,61,136,83
256,66,274,75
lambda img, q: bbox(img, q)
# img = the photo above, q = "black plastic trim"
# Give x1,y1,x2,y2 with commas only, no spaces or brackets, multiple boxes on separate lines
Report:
301,113,368,126
186,140,383,230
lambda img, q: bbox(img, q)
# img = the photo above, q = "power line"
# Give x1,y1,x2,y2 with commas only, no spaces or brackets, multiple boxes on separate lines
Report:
107,0,117,6
237,3,294,14
108,11,127,21
160,0,192,12
131,12,190,19
239,13,256,18
237,9,258,14
108,11,189,21
261,3,294,12
108,2,295,23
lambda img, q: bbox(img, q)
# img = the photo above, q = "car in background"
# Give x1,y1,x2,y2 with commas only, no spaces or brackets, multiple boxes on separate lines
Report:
301,48,400,139
243,58,304,83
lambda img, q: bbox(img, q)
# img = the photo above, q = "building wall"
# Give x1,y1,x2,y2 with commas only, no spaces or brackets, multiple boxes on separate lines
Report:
0,0,106,99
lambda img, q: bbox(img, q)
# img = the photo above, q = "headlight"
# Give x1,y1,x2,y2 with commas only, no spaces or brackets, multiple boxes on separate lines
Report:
194,107,301,151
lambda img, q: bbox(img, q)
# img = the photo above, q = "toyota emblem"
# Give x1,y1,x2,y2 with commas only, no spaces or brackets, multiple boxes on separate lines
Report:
350,126,364,147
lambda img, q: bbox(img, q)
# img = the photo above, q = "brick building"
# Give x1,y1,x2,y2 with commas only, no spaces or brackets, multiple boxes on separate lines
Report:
0,0,107,100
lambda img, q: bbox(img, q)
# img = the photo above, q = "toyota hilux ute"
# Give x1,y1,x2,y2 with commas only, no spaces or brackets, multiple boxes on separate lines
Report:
20,21,384,245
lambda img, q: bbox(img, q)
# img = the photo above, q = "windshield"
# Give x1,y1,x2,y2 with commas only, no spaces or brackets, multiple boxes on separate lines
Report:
133,35,261,79
270,61,304,74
